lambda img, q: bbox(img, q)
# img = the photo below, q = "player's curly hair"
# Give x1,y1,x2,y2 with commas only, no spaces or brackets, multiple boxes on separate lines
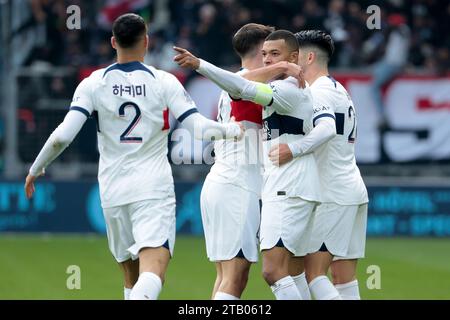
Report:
295,30,335,59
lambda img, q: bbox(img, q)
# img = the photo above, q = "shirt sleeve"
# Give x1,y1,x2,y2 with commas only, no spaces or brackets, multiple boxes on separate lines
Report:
161,71,199,122
311,86,336,126
69,76,95,117
288,116,336,157
197,59,273,106
29,110,88,176
182,112,242,140
266,79,310,114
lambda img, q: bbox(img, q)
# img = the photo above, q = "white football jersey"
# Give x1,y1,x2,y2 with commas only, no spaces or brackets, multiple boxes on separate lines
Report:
261,77,321,202
70,61,197,208
207,70,264,196
310,76,368,205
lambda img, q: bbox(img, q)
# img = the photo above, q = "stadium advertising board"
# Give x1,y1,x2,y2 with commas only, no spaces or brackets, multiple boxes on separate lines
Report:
1,181,450,237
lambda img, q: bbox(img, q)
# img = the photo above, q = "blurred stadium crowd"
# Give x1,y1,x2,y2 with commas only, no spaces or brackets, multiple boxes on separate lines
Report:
1,0,449,177
21,0,450,74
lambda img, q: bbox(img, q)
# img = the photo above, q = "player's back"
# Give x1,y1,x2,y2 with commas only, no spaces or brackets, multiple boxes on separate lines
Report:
208,84,263,196
261,77,321,203
310,76,368,205
75,62,174,208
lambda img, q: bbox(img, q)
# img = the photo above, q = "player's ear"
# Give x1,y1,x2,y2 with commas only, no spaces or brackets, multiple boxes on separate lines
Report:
308,51,314,65
111,36,116,50
289,50,299,63
144,35,149,50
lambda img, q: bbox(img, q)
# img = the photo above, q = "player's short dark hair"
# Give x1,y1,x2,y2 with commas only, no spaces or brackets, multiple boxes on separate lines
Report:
112,13,147,48
265,30,299,52
295,30,335,59
232,23,275,58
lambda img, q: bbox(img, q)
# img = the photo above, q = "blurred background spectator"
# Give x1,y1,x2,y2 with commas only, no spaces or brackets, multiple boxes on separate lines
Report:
1,0,449,179
367,13,410,129
12,0,448,74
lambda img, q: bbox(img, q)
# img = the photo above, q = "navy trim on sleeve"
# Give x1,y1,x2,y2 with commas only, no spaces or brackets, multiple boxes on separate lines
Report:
313,113,335,126
229,94,242,101
267,97,274,107
178,108,199,122
103,61,155,78
70,106,91,118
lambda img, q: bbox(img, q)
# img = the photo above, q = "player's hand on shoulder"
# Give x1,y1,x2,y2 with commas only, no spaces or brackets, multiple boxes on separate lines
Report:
229,116,245,140
269,143,293,166
173,46,200,70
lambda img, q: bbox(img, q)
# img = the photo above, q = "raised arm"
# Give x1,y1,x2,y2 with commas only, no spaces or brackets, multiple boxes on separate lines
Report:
242,61,306,88
160,70,243,141
174,46,273,105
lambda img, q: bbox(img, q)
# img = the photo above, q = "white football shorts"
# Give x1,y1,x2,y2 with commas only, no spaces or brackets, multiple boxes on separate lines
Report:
102,195,176,263
308,202,368,259
200,178,260,262
260,196,317,257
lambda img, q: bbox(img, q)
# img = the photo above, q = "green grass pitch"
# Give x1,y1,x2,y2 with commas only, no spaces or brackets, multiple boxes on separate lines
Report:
0,235,449,299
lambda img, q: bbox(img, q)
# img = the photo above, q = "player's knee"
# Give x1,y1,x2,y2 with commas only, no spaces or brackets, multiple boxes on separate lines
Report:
331,269,354,285
262,266,280,285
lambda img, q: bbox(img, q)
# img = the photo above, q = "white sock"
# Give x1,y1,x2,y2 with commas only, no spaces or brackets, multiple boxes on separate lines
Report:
124,287,132,300
214,291,240,300
309,275,342,300
292,272,311,300
129,272,162,300
270,276,302,300
335,280,360,300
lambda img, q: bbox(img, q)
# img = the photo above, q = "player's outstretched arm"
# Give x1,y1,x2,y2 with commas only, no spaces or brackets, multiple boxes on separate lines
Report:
182,113,244,141
25,110,87,199
173,47,273,106
160,69,244,141
269,117,336,166
243,62,306,88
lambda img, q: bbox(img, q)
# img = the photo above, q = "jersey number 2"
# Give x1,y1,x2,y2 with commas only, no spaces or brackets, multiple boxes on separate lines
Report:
119,102,142,143
335,106,357,143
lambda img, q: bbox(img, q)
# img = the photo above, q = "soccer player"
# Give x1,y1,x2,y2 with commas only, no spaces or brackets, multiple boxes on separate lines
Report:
174,30,321,300
24,13,243,300
199,23,274,300
269,30,369,300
